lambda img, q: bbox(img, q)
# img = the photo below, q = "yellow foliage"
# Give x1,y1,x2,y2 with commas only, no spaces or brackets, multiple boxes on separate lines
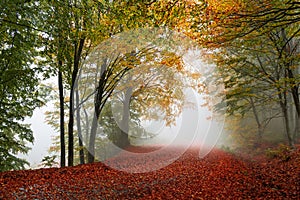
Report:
190,72,201,79
205,0,243,13
160,54,183,70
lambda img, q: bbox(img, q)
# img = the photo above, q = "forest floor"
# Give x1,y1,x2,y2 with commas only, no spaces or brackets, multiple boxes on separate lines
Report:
0,145,299,199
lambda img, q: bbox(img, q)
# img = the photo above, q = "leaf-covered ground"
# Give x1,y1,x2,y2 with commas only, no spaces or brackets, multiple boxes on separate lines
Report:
1,146,299,199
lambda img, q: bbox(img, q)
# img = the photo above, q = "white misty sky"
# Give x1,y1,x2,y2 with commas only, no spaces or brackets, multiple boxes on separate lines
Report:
20,103,58,168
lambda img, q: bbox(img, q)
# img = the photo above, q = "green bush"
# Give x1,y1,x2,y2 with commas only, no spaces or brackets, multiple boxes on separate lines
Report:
265,144,292,161
41,155,59,168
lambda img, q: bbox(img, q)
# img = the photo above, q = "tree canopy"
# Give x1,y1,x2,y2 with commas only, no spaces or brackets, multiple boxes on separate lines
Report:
0,0,44,171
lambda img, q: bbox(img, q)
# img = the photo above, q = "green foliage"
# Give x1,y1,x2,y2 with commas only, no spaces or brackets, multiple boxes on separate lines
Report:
220,145,234,154
265,144,292,161
37,0,203,165
210,10,300,146
41,155,59,168
99,100,154,144
110,0,193,30
0,0,45,171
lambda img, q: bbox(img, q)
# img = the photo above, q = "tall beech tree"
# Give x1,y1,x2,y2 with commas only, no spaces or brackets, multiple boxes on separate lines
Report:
76,24,203,163
40,0,112,166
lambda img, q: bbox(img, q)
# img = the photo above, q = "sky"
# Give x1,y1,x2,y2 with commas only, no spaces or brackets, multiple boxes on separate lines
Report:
20,104,58,168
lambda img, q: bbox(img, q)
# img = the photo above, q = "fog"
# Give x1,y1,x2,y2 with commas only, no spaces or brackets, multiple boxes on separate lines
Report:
20,104,57,168
21,87,225,169
130,89,224,153
20,28,228,169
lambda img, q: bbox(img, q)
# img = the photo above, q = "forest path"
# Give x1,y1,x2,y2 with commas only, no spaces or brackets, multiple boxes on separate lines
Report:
1,146,299,199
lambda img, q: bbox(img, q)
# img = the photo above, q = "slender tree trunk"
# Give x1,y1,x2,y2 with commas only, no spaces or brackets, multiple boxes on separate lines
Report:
68,38,85,166
68,86,74,166
281,28,299,145
282,104,294,147
291,85,300,141
294,112,300,141
87,56,130,162
88,113,98,163
118,87,132,148
87,75,104,163
294,112,300,142
289,99,295,134
75,87,85,164
87,74,107,163
87,81,103,163
88,60,107,163
249,97,263,141
286,68,300,142
83,108,89,146
58,66,66,167
278,90,294,147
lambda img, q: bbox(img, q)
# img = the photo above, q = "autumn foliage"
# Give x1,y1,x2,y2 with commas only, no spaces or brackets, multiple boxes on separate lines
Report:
1,146,299,199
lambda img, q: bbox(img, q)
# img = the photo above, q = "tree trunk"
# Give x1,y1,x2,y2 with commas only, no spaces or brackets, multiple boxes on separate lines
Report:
75,87,85,165
68,84,74,166
87,83,103,163
249,97,263,141
281,28,299,145
87,56,130,162
278,90,294,147
282,104,294,147
87,60,109,163
87,64,106,163
83,108,89,147
289,99,295,135
117,86,132,149
58,67,65,167
88,113,98,163
286,68,300,143
68,38,85,166
294,111,300,142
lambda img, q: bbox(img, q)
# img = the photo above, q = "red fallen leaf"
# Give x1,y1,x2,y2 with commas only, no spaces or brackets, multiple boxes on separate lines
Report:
0,146,299,199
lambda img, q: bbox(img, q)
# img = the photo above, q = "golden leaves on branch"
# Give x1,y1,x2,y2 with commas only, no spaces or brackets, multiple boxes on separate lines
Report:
160,53,183,71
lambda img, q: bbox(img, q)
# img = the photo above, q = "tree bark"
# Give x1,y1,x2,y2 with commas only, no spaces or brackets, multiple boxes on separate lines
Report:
75,87,85,164
88,113,98,163
68,38,85,166
58,66,65,167
294,112,300,141
278,89,294,147
88,62,106,163
249,96,263,141
281,28,299,145
117,86,132,149
87,56,131,163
